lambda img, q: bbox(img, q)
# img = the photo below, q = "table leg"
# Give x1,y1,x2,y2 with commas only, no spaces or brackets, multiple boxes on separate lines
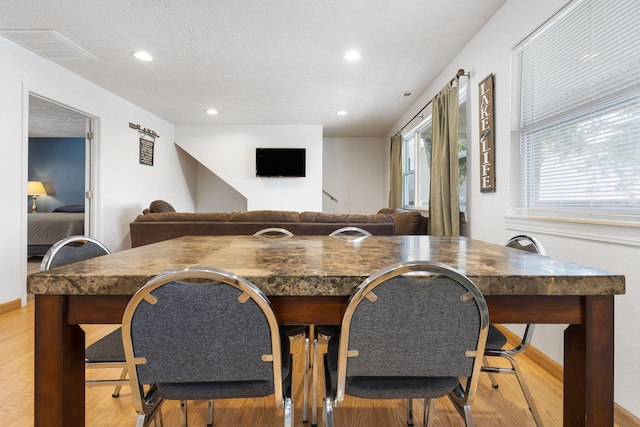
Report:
564,295,614,427
34,295,85,427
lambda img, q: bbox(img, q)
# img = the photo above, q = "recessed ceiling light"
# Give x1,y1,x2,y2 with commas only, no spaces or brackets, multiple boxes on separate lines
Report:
132,50,153,62
344,49,361,61
337,110,348,116
205,108,218,115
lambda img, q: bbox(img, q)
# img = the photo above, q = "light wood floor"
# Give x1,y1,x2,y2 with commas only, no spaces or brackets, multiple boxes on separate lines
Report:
0,297,630,427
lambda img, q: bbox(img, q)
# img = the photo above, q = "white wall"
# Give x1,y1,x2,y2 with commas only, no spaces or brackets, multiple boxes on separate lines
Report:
175,125,323,212
323,137,387,214
0,37,197,306
187,135,389,215
387,0,640,416
195,165,247,213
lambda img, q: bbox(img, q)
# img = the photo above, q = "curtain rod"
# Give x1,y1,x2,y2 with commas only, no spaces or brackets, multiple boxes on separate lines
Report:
395,68,469,136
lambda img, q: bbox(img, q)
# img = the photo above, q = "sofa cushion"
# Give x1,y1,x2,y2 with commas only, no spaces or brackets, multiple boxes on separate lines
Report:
134,212,230,222
229,210,300,222
300,212,393,224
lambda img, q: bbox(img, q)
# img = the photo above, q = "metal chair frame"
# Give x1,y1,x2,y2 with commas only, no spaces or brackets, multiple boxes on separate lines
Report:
328,226,373,237
253,227,294,237
40,234,110,270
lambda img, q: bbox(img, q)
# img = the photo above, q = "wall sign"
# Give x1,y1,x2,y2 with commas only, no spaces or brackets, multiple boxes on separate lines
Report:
478,74,496,192
139,138,154,166
130,122,159,166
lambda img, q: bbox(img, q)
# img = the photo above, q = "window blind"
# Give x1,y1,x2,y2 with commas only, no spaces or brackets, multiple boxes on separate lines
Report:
512,0,640,221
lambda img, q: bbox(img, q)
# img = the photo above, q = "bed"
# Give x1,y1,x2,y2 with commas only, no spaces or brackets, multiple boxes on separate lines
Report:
28,209,85,256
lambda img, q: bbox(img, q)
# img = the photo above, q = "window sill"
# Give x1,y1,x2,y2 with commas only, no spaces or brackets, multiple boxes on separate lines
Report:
504,213,640,247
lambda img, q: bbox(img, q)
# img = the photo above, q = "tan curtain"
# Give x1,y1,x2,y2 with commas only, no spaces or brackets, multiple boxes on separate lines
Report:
388,133,403,208
429,82,460,236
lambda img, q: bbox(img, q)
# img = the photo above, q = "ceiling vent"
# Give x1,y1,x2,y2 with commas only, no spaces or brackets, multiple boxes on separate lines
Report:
0,29,96,60
397,91,414,101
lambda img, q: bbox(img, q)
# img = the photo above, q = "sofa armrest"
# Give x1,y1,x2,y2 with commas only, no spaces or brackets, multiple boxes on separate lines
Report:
377,208,427,234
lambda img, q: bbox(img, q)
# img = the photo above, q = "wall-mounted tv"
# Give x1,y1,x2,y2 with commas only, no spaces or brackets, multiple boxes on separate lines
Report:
256,148,306,177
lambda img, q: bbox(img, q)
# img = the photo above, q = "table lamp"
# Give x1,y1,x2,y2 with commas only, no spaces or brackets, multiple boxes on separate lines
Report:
28,181,47,213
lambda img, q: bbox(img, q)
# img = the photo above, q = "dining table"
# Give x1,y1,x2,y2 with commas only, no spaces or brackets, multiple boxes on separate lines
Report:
27,234,625,427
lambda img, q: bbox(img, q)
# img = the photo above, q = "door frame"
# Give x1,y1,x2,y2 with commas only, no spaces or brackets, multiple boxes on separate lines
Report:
23,91,99,304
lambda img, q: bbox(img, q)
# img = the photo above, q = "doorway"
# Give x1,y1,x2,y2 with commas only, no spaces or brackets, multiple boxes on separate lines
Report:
26,94,97,292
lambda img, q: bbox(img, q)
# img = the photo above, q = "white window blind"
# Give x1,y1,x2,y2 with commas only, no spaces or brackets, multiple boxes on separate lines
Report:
512,0,640,222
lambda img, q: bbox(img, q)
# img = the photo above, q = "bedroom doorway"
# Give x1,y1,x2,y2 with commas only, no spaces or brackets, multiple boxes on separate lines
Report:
27,94,97,260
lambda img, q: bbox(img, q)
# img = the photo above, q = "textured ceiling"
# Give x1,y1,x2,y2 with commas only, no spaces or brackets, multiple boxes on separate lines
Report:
3,0,506,138
29,96,88,137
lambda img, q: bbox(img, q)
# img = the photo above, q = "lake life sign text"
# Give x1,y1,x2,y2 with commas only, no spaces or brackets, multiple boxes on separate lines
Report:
479,74,496,192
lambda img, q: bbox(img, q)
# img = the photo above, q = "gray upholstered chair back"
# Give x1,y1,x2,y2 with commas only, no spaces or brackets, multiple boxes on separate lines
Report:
335,261,489,405
41,235,110,271
131,281,274,386
346,275,480,378
122,266,288,418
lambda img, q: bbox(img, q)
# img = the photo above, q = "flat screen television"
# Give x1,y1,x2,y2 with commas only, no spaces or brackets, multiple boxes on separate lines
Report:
256,148,306,177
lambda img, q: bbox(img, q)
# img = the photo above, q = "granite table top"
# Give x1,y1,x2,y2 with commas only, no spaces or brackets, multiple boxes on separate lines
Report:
27,235,626,297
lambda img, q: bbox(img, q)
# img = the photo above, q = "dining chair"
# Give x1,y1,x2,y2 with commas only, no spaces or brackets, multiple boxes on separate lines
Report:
481,234,545,427
253,227,311,423
309,226,373,425
121,266,294,427
41,235,129,398
322,260,489,427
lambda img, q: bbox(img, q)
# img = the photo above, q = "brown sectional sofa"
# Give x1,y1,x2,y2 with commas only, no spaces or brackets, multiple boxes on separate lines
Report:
129,201,427,247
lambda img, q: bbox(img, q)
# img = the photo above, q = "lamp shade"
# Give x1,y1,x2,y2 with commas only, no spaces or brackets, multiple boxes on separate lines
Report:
27,181,47,196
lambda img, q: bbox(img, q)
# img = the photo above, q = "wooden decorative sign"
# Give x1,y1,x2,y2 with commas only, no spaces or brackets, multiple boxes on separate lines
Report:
139,138,154,166
478,74,496,192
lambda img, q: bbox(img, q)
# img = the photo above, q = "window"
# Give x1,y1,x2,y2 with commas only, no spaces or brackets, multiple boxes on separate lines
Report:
402,81,468,212
511,0,640,224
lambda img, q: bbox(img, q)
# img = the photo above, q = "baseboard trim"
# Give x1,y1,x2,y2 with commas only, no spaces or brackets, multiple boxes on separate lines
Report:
0,299,21,315
615,404,640,427
495,325,640,427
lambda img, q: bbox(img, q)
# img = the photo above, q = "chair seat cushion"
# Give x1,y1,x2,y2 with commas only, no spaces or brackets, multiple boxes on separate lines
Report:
85,327,125,363
325,337,460,399
485,324,508,351
157,380,275,400
345,376,460,399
